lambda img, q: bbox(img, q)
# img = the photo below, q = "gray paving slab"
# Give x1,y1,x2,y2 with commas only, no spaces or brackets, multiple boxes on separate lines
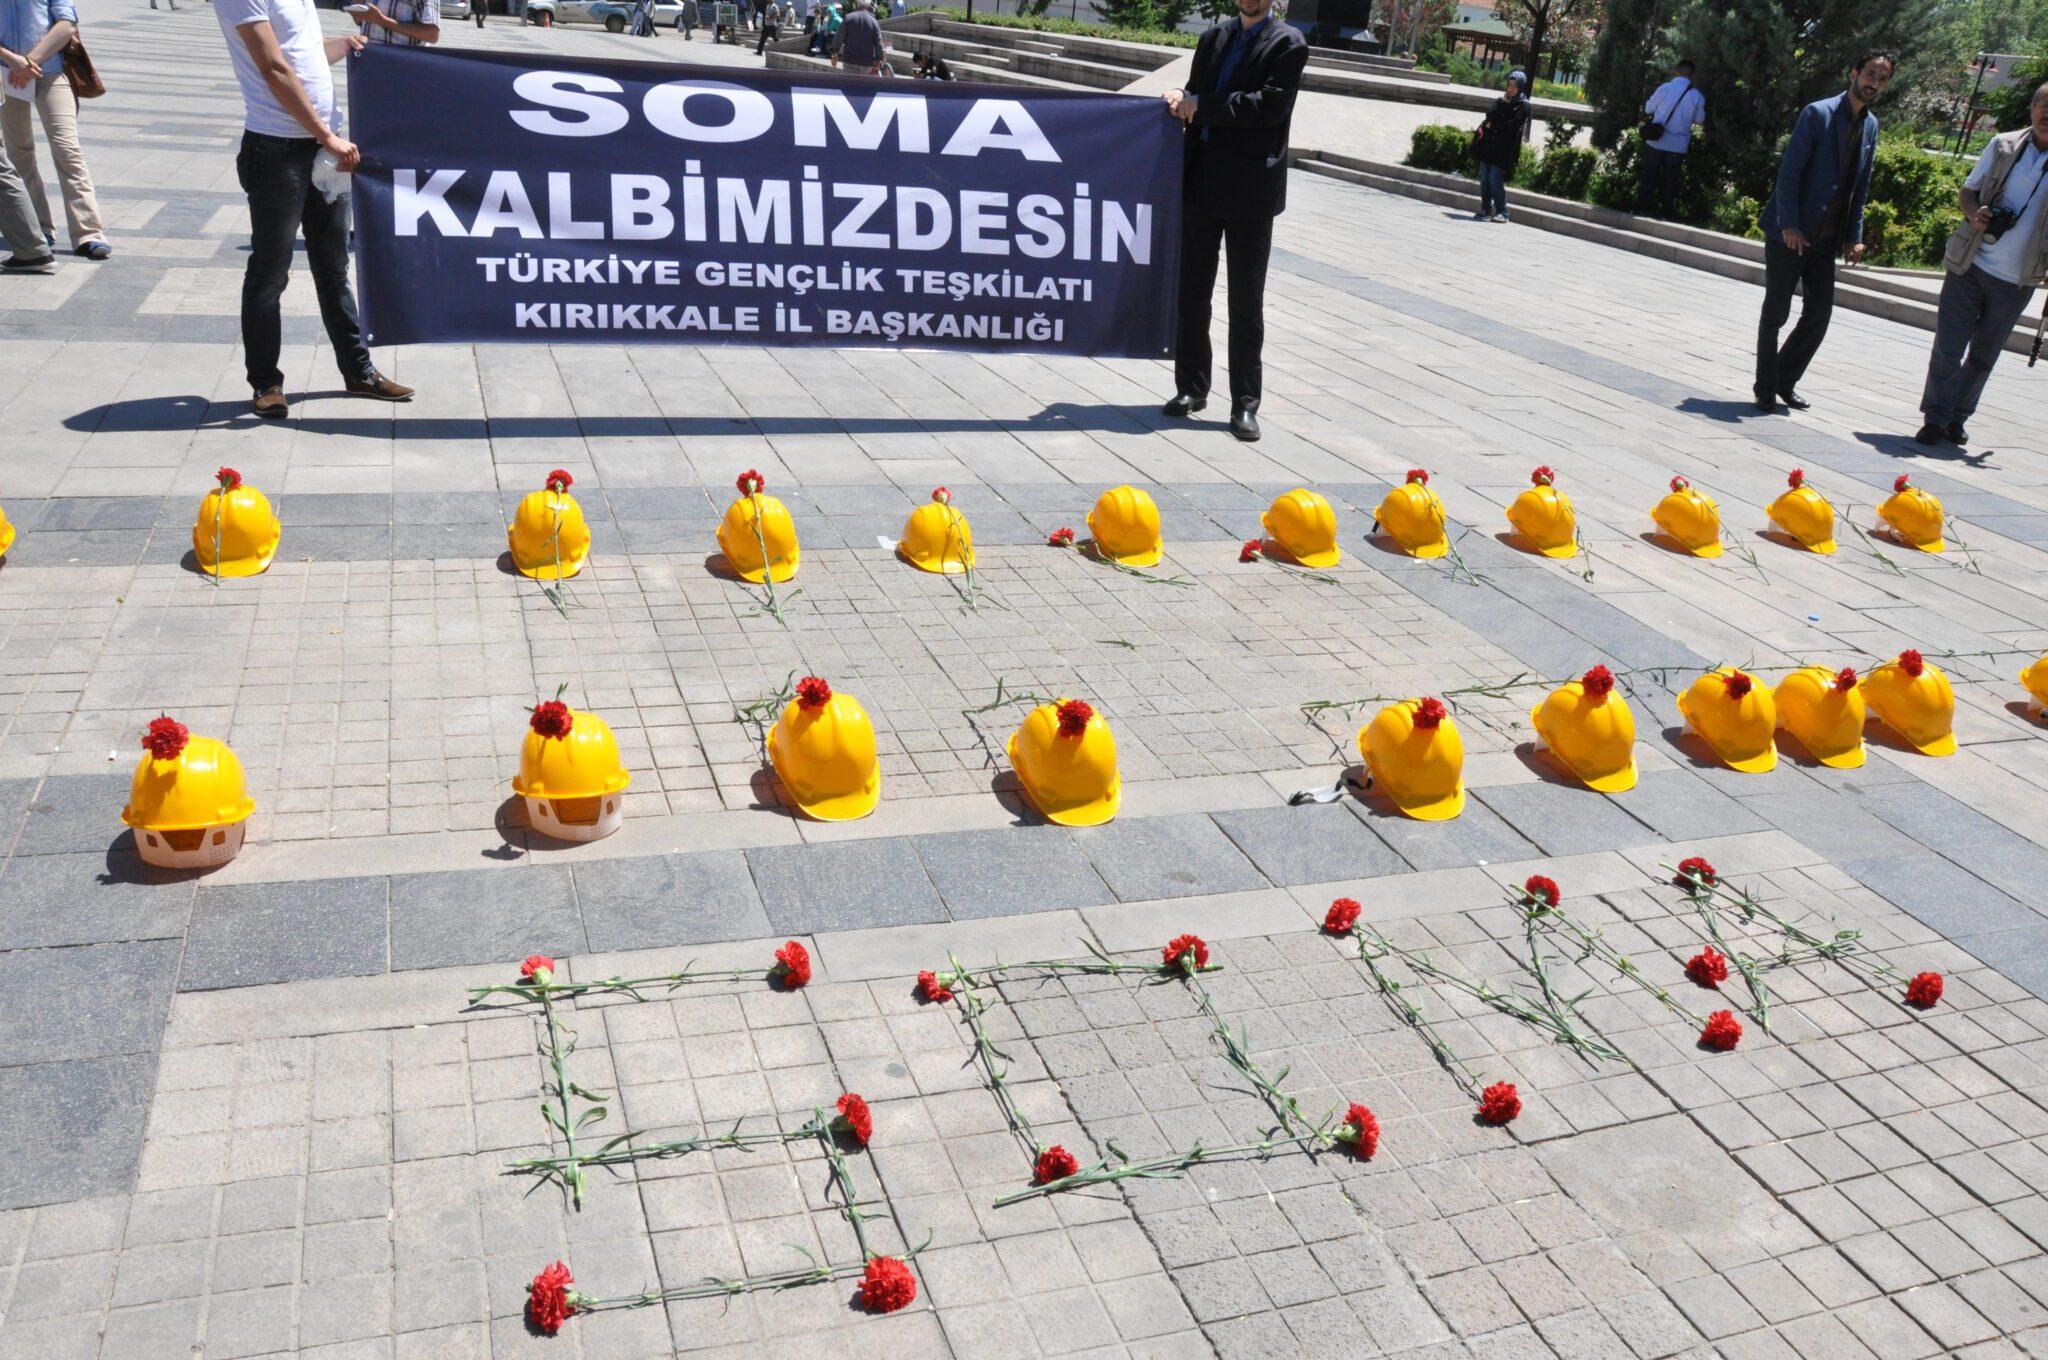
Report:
0,1053,156,1210
180,876,389,991
1069,813,1269,902
911,826,1116,920
1473,781,1665,858
746,835,947,932
1611,769,1771,843
1356,795,1541,872
571,849,771,951
389,865,584,970
1212,802,1407,886
13,774,142,858
1837,854,2040,940
0,852,195,950
0,939,178,1065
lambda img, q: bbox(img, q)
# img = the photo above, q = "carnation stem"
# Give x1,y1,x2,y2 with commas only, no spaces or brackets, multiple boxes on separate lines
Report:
536,985,588,1208
1536,907,1703,1027
507,1117,821,1174
468,962,765,1006
1689,894,1773,1031
1189,977,1334,1147
947,953,1042,1159
992,1135,1290,1207
816,1109,876,1261
1076,540,1194,587
1354,931,1482,1097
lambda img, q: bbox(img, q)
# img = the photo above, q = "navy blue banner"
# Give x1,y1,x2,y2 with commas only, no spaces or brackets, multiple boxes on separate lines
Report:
349,47,1181,355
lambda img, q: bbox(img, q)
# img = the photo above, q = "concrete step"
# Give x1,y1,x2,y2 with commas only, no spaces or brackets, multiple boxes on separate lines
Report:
1309,48,1448,83
1293,153,2044,357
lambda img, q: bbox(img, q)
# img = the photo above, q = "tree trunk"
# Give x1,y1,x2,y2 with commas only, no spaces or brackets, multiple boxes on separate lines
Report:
1525,3,1548,116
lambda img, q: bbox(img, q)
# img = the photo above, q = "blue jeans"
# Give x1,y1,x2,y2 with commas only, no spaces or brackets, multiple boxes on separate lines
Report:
235,131,373,394
1920,264,2035,424
1478,162,1507,218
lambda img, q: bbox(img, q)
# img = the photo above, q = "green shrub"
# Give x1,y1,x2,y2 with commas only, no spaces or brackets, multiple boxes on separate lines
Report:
1408,123,1474,174
1868,141,1967,225
1545,116,1584,151
1587,131,1644,210
1708,194,1762,240
1514,142,1539,183
1528,144,1597,200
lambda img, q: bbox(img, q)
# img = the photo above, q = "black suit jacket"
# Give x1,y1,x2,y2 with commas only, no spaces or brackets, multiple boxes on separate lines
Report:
1184,14,1309,220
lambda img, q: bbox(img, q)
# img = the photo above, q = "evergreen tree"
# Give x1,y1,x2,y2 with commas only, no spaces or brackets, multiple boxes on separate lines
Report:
1584,0,1659,146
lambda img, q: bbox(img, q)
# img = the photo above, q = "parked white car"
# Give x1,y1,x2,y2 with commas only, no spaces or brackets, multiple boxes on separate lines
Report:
552,0,685,28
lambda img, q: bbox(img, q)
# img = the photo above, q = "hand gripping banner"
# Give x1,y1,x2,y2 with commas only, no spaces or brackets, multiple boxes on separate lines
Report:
349,47,1182,356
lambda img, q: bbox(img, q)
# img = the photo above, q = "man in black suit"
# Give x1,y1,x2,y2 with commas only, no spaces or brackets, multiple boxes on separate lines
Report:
1161,0,1308,442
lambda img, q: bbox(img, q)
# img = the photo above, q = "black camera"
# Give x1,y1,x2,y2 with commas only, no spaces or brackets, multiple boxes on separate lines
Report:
1984,205,2021,241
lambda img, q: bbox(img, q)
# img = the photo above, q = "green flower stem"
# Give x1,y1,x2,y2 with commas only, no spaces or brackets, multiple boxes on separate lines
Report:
1689,893,1773,1031
1073,540,1194,587
468,962,765,1007
816,1109,876,1261
946,954,1042,1158
961,676,1058,718
573,1236,932,1312
534,985,597,1208
1507,911,1627,1063
1665,864,1890,986
507,1118,820,1174
1355,931,1482,1097
1535,906,1703,1027
1188,977,1334,1147
1247,548,1341,586
992,1134,1293,1208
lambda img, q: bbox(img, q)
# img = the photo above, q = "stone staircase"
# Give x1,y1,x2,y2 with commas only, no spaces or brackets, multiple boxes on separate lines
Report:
1292,150,2045,355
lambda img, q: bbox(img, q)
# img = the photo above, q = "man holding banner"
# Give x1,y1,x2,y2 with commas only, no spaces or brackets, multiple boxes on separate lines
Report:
1161,0,1306,443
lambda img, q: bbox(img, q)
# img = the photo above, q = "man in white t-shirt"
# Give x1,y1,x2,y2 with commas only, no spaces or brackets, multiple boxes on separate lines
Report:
216,0,414,418
1632,59,1706,219
1916,81,2048,446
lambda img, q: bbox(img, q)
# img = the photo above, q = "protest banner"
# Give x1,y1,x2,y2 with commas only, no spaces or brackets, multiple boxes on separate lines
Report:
350,47,1183,356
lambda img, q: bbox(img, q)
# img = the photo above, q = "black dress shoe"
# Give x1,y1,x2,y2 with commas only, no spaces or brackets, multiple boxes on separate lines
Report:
1753,394,1777,413
1161,393,1206,418
1778,389,1811,411
1914,422,1944,446
1230,403,1261,442
1944,422,1968,445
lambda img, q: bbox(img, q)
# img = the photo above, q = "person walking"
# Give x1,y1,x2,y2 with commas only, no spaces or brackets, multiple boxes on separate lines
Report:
1159,0,1308,442
834,0,880,72
1472,69,1529,223
0,0,111,260
680,0,697,36
1753,52,1891,414
216,0,414,418
1633,59,1705,219
0,136,48,272
472,0,485,25
753,0,779,53
1914,81,2048,446
354,0,440,46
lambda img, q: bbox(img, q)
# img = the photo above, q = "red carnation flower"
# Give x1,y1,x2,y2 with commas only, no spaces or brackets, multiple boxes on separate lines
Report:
1787,468,1805,489
736,469,765,496
834,1092,873,1147
1894,473,1912,493
1531,466,1555,486
795,675,832,710
1406,467,1429,484
1686,947,1728,988
1324,897,1362,935
1477,1081,1520,1125
1056,698,1094,738
545,469,573,493
215,466,242,491
772,940,811,990
1897,649,1924,678
1338,1103,1380,1159
932,486,951,504
1676,856,1717,889
1670,474,1690,492
1239,538,1262,563
1905,971,1944,1009
1034,1144,1079,1185
1048,526,1076,547
1723,671,1754,701
858,1256,917,1314
1163,934,1210,974
1581,665,1615,700
1699,1009,1743,1052
1414,697,1447,729
520,954,556,985
1833,666,1858,692
526,1261,577,1335
1522,875,1560,909
915,970,953,1004
529,700,573,740
141,716,190,762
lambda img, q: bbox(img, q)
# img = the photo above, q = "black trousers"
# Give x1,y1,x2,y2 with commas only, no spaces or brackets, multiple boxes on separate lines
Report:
1755,234,1837,401
1633,147,1682,218
236,131,373,394
1174,202,1272,410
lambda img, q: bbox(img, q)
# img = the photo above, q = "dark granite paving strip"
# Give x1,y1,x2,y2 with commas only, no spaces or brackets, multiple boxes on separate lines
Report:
1271,247,2048,543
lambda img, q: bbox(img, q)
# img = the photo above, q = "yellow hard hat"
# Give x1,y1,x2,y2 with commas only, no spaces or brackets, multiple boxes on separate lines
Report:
1766,470,1837,553
193,469,281,578
1007,698,1120,826
768,677,880,821
718,480,800,583
1529,665,1636,791
0,501,15,558
1676,668,1776,773
1861,650,1955,756
1086,485,1163,567
1374,470,1449,559
1878,476,1945,552
1505,467,1577,558
513,701,633,800
1360,697,1465,820
1773,665,1865,768
1652,476,1723,557
2022,654,2048,713
898,489,975,574
508,474,592,579
121,719,255,832
1260,489,1341,568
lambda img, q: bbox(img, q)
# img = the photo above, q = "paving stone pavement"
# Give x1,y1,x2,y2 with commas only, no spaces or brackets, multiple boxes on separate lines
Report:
2,2,2048,1355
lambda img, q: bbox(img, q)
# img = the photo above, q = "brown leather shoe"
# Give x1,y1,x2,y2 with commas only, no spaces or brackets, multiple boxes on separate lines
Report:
346,372,415,402
253,387,288,419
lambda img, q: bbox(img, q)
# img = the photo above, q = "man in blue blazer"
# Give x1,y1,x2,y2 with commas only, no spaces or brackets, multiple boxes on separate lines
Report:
1754,53,1894,413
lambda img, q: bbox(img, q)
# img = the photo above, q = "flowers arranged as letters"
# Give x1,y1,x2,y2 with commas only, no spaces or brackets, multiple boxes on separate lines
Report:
773,940,812,990
1163,934,1210,974
833,1093,873,1147
915,970,953,1004
1324,897,1362,935
1699,1009,1743,1051
1478,1082,1521,1125
1686,947,1729,988
1906,971,1944,1009
1336,1104,1379,1158
1034,1144,1079,1185
858,1256,918,1314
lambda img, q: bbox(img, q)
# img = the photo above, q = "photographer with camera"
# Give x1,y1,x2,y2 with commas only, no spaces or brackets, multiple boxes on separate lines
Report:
1916,81,2048,446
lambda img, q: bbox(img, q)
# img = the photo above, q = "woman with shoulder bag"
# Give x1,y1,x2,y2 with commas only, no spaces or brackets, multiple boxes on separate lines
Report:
1472,70,1531,223
0,0,109,260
